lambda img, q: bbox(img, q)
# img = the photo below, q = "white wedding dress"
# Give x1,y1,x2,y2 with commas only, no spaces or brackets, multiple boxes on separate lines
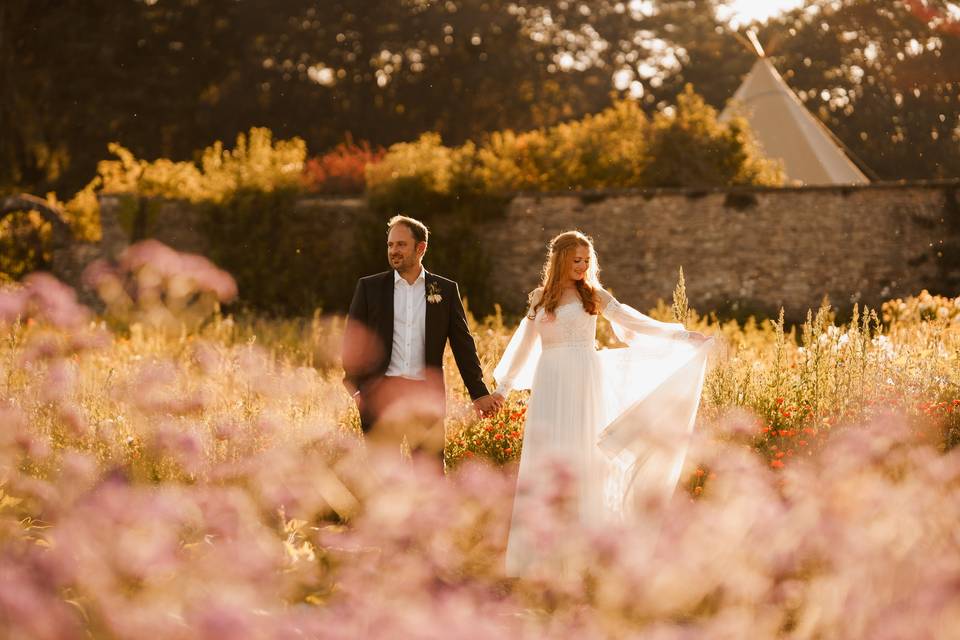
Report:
493,288,713,577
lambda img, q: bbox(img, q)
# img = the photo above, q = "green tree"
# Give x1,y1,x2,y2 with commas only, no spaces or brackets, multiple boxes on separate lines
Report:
2,0,607,197
759,0,960,179
640,85,783,187
497,0,960,180
5,0,957,200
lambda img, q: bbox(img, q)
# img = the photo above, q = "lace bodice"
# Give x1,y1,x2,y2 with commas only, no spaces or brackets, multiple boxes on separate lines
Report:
535,302,598,349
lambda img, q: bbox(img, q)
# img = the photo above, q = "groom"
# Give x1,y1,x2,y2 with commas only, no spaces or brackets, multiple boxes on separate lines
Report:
342,215,502,465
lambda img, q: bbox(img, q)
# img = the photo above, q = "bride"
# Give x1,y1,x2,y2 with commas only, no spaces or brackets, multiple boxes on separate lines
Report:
491,230,714,577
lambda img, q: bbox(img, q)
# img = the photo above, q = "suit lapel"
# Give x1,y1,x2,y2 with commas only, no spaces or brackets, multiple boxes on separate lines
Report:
380,272,394,359
424,272,442,363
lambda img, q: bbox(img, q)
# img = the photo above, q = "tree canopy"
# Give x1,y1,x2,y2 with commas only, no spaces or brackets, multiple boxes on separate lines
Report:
2,0,958,196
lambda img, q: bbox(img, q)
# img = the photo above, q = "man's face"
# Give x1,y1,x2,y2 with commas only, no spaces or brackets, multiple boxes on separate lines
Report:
387,224,425,272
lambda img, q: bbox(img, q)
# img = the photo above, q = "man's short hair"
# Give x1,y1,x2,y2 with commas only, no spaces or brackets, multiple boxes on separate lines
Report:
387,215,429,245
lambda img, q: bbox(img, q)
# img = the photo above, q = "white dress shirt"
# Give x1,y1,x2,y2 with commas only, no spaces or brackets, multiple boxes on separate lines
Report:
385,266,427,380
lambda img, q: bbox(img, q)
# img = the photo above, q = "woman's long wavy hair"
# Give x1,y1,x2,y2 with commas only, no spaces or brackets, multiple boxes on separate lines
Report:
529,230,603,319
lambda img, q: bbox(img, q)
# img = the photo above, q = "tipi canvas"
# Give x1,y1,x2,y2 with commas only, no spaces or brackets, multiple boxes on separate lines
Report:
720,57,870,185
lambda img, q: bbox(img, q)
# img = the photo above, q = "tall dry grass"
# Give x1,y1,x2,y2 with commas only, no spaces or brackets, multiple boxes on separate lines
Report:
1,242,959,638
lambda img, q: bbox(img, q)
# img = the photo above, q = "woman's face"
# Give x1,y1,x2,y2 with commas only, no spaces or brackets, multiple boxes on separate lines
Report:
567,245,591,282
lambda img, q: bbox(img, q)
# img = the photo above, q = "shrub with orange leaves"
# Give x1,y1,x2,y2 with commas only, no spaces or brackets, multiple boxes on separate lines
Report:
303,138,384,194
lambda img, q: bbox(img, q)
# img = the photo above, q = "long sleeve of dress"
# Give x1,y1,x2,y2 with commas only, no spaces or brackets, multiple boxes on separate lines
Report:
492,291,543,396
598,288,691,344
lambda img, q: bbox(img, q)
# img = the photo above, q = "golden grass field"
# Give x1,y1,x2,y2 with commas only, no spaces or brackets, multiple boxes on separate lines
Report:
2,245,959,638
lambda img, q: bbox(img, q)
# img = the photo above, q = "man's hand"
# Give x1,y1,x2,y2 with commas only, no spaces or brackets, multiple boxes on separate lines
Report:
473,393,504,416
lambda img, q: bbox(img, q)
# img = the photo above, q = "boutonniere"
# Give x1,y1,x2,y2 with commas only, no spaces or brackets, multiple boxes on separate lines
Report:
426,281,443,304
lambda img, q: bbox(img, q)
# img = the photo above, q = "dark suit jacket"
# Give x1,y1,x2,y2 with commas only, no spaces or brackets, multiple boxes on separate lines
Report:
342,270,489,402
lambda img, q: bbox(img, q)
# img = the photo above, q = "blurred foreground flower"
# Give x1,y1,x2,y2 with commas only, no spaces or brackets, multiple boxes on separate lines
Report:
83,239,237,333
2,247,959,637
0,272,90,329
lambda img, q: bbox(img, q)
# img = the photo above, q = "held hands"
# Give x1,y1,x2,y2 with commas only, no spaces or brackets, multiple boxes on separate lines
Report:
474,393,505,416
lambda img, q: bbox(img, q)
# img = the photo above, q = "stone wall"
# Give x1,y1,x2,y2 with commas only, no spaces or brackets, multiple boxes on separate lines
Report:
487,183,959,321
100,195,375,260
84,182,959,322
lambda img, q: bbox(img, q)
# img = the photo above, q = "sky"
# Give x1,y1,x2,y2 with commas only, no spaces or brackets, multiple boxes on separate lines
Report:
716,0,808,29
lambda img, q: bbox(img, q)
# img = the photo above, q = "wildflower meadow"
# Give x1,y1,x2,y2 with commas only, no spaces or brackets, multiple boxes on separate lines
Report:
2,241,959,638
